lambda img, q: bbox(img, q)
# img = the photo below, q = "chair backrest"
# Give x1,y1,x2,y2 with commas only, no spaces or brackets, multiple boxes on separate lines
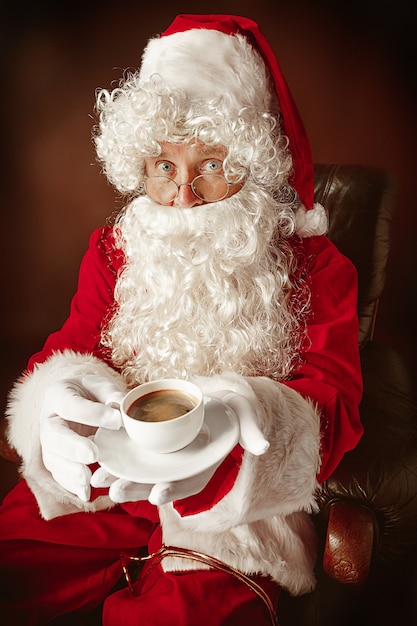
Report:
314,164,396,348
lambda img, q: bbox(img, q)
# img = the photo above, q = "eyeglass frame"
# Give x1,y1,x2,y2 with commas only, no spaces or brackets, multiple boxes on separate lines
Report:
119,545,278,625
141,173,234,204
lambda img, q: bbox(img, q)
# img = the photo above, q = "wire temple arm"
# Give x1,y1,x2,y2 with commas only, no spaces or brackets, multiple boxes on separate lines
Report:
120,544,279,626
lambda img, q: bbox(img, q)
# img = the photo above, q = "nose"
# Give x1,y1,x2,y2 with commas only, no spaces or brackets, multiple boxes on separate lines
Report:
173,181,204,208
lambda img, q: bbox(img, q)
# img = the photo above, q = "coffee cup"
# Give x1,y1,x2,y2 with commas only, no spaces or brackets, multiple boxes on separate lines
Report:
119,379,204,453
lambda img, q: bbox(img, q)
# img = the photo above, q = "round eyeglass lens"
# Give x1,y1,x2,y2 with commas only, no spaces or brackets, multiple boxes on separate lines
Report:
192,175,229,202
144,177,178,204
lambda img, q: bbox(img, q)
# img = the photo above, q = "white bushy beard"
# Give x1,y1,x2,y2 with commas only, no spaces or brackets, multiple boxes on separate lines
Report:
101,182,305,386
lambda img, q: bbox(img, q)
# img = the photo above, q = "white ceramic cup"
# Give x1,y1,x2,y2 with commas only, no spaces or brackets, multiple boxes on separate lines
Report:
120,379,204,454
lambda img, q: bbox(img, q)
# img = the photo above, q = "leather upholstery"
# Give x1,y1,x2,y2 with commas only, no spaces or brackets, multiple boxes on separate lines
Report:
314,163,396,347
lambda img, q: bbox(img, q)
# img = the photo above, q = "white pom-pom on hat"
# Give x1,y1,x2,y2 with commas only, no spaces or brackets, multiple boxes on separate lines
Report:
294,203,328,237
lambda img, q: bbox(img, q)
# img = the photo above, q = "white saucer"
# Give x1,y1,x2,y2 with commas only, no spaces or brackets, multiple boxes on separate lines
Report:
94,396,239,483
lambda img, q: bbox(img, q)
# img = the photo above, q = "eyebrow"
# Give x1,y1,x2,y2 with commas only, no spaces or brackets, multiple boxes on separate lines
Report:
156,144,226,159
198,144,226,155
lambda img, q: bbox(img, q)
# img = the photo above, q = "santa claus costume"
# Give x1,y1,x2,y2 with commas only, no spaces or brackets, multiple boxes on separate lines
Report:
0,14,363,626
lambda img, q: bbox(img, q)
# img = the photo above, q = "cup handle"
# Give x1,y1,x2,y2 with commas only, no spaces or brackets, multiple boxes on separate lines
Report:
105,397,123,411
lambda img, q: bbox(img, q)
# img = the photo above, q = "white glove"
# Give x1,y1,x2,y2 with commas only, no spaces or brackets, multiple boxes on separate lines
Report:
91,388,269,506
40,375,124,501
208,389,270,456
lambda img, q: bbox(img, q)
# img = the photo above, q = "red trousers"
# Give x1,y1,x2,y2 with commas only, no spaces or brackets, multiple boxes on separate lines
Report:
0,481,280,625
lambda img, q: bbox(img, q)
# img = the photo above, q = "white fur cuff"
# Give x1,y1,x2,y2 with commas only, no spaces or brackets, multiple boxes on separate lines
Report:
6,350,125,519
158,374,322,594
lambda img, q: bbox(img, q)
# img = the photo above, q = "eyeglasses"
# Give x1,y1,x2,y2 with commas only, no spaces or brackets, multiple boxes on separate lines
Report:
120,546,278,625
142,174,231,204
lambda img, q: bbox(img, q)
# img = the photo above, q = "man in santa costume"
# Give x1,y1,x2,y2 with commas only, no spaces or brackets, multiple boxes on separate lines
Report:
0,14,363,626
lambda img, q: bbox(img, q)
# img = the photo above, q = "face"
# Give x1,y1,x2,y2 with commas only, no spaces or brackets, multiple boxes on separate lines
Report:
143,142,243,208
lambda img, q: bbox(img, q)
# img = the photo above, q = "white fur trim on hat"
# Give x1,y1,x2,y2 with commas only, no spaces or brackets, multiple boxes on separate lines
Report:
140,29,272,114
295,203,328,237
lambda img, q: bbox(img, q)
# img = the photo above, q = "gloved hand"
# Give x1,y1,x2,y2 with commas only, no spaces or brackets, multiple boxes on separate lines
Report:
91,388,269,506
40,374,125,501
207,389,269,456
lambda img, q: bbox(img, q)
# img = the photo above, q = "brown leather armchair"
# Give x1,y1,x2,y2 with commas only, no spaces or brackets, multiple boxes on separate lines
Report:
279,164,417,626
1,165,416,626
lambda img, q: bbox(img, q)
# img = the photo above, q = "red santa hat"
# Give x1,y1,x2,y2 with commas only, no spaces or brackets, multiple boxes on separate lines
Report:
139,14,327,235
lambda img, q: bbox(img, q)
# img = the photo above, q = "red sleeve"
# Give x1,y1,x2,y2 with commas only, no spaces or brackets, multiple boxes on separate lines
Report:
27,227,122,371
285,235,363,482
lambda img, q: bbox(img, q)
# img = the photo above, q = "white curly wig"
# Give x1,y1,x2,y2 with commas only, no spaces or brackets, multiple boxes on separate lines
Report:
94,29,295,206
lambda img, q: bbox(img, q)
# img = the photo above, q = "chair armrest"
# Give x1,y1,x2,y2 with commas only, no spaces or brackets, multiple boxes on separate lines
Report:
318,341,417,582
323,501,374,585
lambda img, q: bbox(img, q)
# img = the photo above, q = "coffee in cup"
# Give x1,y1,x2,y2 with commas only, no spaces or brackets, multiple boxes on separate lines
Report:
127,389,198,423
120,379,204,453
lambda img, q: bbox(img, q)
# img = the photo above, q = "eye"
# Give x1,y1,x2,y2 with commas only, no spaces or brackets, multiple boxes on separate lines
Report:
202,159,223,174
156,161,175,176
